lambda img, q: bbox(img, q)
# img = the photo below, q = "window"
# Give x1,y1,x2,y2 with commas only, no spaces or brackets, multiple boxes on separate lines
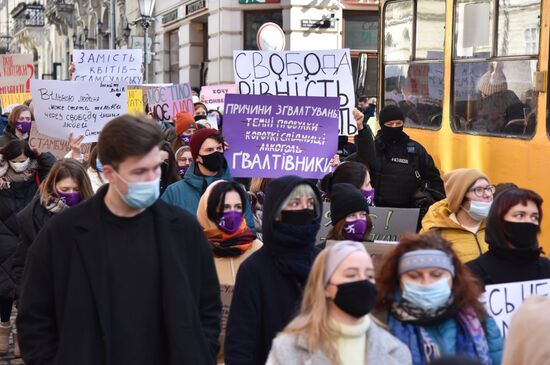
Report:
344,12,378,51
452,0,540,138
169,29,179,84
383,0,445,129
244,11,283,50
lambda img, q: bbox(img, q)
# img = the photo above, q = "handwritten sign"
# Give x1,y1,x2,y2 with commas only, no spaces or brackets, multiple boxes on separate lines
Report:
73,49,143,85
220,284,234,338
30,80,128,143
482,279,550,337
233,49,356,135
223,94,339,179
28,123,92,159
146,83,193,121
127,89,144,115
0,54,34,94
0,92,31,109
200,84,237,111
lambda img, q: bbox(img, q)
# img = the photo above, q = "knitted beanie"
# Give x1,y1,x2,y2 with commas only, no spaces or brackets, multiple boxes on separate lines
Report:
330,183,370,225
175,112,196,137
478,64,507,96
189,128,220,160
443,168,488,213
379,105,404,126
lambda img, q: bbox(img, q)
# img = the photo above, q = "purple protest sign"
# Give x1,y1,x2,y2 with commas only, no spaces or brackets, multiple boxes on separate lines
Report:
146,83,193,121
223,94,339,179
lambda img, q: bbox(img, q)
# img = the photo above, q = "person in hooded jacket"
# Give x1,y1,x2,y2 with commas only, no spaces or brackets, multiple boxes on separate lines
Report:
224,175,322,365
346,105,445,210
466,188,550,286
161,128,255,229
421,168,494,262
0,105,33,148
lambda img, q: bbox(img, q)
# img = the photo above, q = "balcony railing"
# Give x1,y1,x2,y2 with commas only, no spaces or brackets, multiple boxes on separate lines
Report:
11,2,45,34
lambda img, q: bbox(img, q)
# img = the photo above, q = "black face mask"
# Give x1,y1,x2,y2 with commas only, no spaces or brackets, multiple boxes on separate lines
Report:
505,221,539,249
280,209,316,226
333,280,378,318
194,115,206,122
381,125,404,143
199,151,224,172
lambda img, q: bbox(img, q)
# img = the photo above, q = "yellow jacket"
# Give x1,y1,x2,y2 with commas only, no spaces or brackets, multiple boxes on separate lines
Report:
420,199,488,262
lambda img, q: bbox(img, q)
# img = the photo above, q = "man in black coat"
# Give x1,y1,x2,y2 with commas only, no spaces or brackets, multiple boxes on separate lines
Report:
17,115,221,365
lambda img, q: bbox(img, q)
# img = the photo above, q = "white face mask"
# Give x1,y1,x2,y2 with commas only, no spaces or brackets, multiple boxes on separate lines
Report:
9,158,30,173
468,200,492,221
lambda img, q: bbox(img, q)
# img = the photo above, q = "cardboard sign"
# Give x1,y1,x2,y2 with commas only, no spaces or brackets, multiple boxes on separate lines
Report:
28,123,92,159
482,279,550,338
30,80,128,143
200,84,237,111
0,92,31,109
146,83,193,121
0,54,35,94
127,89,144,115
73,49,143,85
233,49,356,135
223,93,339,179
220,284,234,338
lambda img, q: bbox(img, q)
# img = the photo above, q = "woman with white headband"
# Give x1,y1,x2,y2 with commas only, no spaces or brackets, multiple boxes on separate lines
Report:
266,241,411,365
374,232,503,365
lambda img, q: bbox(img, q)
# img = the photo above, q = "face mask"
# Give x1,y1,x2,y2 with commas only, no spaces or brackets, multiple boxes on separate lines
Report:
505,221,539,249
178,165,189,177
381,125,404,143
96,160,104,172
194,115,206,122
113,172,160,209
343,219,368,241
218,211,244,234
56,191,81,207
361,188,375,206
199,151,224,172
15,121,32,134
9,158,30,173
280,209,316,226
402,277,452,310
179,135,191,145
468,201,492,221
332,280,378,318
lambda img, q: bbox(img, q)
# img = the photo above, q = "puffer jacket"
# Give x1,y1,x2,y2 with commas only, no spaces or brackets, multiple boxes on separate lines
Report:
421,199,487,262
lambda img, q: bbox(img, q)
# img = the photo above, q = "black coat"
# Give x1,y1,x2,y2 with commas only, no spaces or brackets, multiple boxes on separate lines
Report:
467,247,550,286
17,186,221,365
0,126,18,148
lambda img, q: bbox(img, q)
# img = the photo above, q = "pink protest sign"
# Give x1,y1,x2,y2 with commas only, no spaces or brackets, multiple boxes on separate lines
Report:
200,84,237,111
147,83,194,121
0,54,35,94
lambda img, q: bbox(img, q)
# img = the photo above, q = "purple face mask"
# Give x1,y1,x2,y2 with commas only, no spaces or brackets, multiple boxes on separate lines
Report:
343,219,368,242
15,121,32,134
179,135,191,145
361,188,375,206
218,211,244,234
178,165,189,177
56,191,81,207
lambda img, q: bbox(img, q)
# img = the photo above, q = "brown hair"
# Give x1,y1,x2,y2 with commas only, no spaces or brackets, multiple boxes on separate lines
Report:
39,159,94,205
97,115,163,169
375,232,486,316
326,215,373,241
249,178,272,195
7,105,32,128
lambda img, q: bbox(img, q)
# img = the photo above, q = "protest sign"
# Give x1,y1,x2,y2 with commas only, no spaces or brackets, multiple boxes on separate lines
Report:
482,279,550,337
28,123,92,159
200,84,237,111
146,83,193,121
0,54,34,94
73,49,143,85
30,80,128,143
233,49,356,135
127,89,144,115
1,92,31,109
220,284,234,338
223,93,339,179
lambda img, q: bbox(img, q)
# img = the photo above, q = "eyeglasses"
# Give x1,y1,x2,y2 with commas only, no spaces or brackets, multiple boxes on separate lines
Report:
178,158,193,163
468,185,496,197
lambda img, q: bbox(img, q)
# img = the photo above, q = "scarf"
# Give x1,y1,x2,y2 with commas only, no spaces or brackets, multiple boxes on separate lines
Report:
0,155,38,190
204,220,255,257
43,195,69,214
389,300,492,365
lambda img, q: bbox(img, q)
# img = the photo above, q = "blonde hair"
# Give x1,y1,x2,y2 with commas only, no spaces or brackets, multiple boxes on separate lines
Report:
278,184,320,215
249,177,272,195
281,248,340,364
39,159,94,205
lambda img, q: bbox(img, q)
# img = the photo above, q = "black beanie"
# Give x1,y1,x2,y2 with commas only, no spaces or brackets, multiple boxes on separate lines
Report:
330,183,370,225
379,105,404,126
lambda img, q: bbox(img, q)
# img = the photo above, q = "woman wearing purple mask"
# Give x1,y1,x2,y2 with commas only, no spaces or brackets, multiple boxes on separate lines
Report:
0,105,33,148
175,146,193,179
320,161,375,206
197,180,262,363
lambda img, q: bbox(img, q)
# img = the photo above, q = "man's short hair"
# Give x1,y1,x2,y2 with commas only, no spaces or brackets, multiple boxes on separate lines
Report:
97,114,163,169
358,95,368,103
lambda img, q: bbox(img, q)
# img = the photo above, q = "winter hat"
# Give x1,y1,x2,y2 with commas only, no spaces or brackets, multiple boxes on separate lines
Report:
189,128,220,160
442,168,488,213
378,105,404,126
330,183,370,225
478,64,507,96
175,112,196,137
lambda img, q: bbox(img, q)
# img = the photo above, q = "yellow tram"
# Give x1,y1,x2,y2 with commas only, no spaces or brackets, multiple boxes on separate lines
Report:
377,0,550,251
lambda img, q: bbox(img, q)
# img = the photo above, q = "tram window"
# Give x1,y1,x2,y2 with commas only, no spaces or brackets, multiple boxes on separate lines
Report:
416,0,445,60
383,1,413,62
452,60,538,137
384,63,443,129
454,0,493,59
497,0,540,57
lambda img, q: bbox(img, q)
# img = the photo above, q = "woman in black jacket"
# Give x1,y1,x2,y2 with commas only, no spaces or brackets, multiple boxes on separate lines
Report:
0,105,33,148
467,188,550,286
0,140,55,355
